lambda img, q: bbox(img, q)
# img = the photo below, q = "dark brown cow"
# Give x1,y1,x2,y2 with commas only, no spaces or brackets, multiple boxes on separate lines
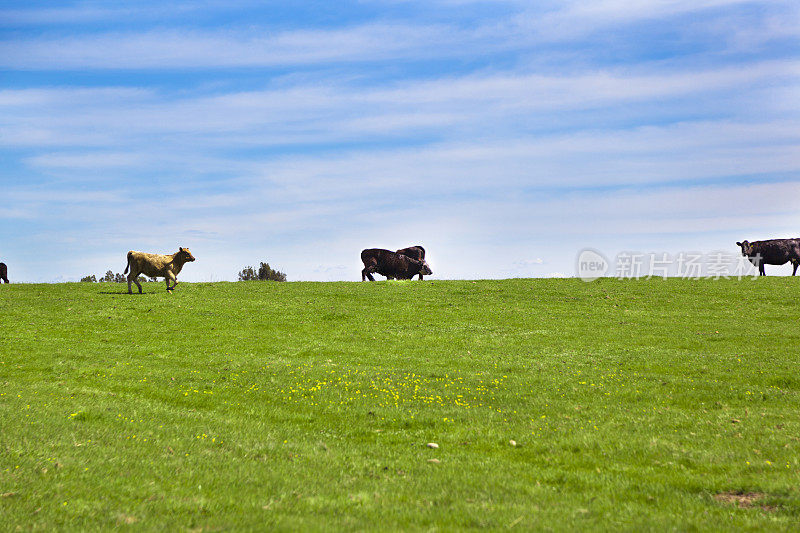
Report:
385,246,427,280
0,262,8,284
396,245,425,262
736,239,800,276
361,248,432,281
124,247,196,293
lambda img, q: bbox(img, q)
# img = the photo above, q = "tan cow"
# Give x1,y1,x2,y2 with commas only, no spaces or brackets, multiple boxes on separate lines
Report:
124,247,196,294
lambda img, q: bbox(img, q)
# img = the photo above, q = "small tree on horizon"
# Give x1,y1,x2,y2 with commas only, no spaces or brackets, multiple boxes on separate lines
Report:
238,266,257,281
80,274,97,282
99,270,127,283
238,262,287,282
258,262,287,282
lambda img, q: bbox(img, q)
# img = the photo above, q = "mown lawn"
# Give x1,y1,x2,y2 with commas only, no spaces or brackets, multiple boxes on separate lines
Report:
1,278,799,531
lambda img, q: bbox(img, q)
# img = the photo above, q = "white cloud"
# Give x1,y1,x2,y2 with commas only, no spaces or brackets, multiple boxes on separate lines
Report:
1,60,797,156
0,1,265,26
0,24,469,70
557,0,761,21
3,1,793,71
28,152,145,169
515,0,800,43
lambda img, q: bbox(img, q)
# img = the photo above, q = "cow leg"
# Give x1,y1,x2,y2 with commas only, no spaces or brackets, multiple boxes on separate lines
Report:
361,259,378,281
165,272,177,291
418,274,424,280
127,272,141,294
793,261,798,276
760,263,766,276
128,273,143,294
361,266,376,282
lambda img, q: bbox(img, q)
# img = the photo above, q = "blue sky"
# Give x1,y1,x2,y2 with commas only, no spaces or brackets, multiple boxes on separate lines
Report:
1,0,799,282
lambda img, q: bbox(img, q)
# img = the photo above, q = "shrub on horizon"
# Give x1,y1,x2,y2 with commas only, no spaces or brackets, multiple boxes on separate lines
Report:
238,262,287,282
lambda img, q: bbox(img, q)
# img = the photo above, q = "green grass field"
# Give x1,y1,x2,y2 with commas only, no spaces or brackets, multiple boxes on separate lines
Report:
2,278,799,531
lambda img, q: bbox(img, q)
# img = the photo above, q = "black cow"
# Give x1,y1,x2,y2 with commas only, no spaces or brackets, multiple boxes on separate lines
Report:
396,245,425,262
736,239,800,276
384,246,427,280
361,248,432,281
0,262,8,284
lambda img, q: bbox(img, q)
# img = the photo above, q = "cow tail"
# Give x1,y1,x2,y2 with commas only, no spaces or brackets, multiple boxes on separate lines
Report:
124,252,131,274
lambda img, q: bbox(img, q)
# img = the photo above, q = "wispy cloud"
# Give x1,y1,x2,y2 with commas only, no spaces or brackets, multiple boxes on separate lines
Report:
28,152,146,169
515,0,800,42
0,1,263,26
2,59,797,153
4,0,796,70
0,24,471,70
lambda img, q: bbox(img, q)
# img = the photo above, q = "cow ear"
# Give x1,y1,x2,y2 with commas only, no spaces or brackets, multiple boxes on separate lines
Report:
180,247,185,251
736,242,742,247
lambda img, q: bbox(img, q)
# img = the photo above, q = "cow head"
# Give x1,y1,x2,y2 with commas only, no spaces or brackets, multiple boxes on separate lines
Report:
736,241,753,256
178,247,196,262
418,259,433,276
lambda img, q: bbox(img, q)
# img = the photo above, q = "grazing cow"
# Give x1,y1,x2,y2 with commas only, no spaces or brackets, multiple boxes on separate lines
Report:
382,246,427,280
361,248,432,281
736,239,800,276
0,262,8,284
124,247,196,293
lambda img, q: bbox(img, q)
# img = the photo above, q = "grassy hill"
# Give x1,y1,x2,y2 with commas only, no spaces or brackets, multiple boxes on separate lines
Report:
1,278,799,530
